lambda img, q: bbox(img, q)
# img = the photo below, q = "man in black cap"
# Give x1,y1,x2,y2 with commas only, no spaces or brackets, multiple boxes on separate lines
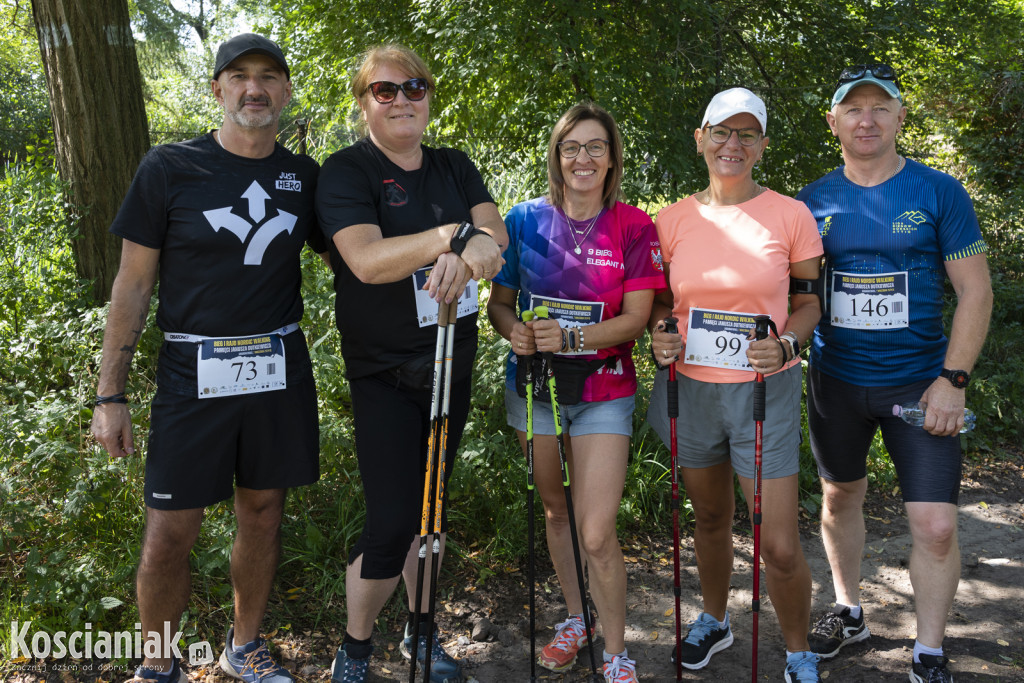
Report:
92,33,324,683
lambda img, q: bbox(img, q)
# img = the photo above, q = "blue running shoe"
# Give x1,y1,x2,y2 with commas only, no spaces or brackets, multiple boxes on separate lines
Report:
219,627,293,683
400,622,463,683
785,650,821,682
330,642,371,683
670,612,733,670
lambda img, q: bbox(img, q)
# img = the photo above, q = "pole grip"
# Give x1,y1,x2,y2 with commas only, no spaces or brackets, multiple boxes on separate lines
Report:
753,382,766,422
664,317,679,419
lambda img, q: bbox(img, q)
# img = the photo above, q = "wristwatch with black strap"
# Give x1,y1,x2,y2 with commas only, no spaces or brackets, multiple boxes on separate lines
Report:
939,368,970,389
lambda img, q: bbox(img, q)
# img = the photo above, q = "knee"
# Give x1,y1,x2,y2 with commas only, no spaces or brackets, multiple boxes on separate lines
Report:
140,524,197,567
579,523,618,562
821,481,865,515
693,502,734,533
913,518,957,555
236,495,285,537
760,535,806,578
543,500,572,530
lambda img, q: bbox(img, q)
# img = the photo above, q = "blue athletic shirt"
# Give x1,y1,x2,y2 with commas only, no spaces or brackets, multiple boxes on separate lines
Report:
796,158,986,386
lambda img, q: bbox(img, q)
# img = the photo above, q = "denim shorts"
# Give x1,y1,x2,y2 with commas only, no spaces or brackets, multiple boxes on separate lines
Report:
504,388,635,437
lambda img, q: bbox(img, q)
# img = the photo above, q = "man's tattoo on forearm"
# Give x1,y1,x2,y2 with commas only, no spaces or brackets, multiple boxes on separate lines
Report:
118,310,147,370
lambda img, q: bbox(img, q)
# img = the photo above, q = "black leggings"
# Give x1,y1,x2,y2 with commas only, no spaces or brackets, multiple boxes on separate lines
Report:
347,370,471,579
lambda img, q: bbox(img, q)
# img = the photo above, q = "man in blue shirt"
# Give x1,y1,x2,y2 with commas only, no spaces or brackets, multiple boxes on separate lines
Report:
797,64,992,683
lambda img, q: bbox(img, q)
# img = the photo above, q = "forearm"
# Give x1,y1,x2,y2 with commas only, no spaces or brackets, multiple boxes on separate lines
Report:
577,290,655,351
340,224,452,284
647,290,675,335
96,279,154,395
943,289,992,372
487,299,521,342
782,295,821,351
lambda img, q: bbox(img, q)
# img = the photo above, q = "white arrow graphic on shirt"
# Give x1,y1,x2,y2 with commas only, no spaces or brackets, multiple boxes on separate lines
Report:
203,207,253,242
244,210,297,265
242,181,270,223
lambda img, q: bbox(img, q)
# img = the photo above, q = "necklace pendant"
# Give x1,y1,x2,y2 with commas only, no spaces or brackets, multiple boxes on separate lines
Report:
574,246,582,255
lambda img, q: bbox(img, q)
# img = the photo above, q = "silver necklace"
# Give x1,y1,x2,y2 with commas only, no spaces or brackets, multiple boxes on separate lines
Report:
562,207,603,255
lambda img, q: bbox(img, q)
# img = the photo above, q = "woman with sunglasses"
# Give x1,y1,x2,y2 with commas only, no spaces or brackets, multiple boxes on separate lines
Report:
316,44,507,683
647,88,824,682
487,102,664,683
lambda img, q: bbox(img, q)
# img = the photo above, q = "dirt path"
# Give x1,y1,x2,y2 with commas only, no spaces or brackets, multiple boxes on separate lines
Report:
409,455,1024,682
7,457,1020,683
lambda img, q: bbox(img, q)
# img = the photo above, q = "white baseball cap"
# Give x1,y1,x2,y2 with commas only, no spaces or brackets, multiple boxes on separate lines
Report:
701,87,767,133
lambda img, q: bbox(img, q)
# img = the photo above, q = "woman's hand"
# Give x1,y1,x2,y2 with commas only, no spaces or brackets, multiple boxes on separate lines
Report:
510,319,537,356
746,335,786,374
425,251,471,303
651,319,682,367
531,318,564,354
460,232,504,281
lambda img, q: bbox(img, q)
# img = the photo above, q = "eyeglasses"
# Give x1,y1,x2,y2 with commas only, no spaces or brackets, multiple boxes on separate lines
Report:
557,139,610,158
704,125,763,147
836,63,901,90
365,78,430,104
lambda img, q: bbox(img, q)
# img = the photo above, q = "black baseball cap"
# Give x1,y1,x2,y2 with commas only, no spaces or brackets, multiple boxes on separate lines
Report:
213,33,290,80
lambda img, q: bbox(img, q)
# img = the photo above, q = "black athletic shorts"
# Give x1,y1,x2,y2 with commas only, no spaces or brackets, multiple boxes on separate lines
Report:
347,368,472,580
144,331,320,510
806,365,962,504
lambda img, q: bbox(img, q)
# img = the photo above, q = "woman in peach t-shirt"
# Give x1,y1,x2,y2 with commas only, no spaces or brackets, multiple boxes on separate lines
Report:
647,88,824,682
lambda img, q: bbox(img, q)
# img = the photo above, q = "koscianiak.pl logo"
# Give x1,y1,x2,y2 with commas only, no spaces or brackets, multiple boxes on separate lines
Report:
8,621,214,667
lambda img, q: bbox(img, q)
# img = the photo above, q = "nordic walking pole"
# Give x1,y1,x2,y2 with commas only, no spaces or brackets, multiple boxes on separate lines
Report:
409,298,453,683
534,305,602,683
663,316,683,682
423,298,458,683
522,309,539,683
750,314,770,683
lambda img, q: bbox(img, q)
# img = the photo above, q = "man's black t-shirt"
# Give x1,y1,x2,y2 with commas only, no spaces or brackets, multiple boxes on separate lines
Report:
316,137,494,379
110,132,323,337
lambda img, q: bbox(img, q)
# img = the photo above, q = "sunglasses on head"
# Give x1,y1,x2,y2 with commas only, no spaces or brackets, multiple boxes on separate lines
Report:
836,63,901,90
365,78,430,104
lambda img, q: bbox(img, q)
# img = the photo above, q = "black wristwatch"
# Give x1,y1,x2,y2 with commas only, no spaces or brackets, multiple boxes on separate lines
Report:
449,221,488,256
939,368,970,389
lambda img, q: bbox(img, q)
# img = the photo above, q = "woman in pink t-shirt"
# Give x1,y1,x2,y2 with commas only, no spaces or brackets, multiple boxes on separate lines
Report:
647,88,824,681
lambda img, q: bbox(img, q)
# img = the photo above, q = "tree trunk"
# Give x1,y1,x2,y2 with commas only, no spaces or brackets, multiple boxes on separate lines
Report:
31,0,150,302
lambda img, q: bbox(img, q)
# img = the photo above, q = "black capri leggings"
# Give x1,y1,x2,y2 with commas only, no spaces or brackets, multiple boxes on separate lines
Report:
347,369,472,579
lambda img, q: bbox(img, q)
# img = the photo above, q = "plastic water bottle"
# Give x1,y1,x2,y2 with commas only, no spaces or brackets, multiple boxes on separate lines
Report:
892,401,976,433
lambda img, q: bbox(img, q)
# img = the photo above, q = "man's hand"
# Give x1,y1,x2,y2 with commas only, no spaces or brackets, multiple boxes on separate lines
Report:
91,403,136,458
919,378,967,436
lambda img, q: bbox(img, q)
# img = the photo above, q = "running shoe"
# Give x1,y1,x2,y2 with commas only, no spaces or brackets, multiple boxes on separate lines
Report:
537,614,596,671
330,643,371,683
910,654,954,682
670,612,733,670
400,622,463,683
807,604,870,658
603,653,638,683
125,658,188,683
219,627,293,683
784,650,821,682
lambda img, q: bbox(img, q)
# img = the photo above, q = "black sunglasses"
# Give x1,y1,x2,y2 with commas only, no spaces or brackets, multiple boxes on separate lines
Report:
836,63,901,90
365,78,430,104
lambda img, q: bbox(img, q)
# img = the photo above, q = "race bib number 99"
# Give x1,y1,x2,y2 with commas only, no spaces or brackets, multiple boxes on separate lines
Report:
196,333,286,398
830,271,909,329
684,308,762,371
